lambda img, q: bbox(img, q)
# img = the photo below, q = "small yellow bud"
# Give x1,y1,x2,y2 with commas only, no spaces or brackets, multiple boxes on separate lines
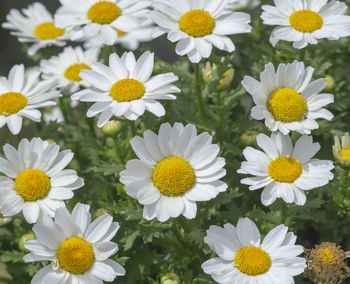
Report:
101,120,122,136
161,273,181,284
19,232,35,252
217,68,234,90
324,75,335,92
94,208,109,218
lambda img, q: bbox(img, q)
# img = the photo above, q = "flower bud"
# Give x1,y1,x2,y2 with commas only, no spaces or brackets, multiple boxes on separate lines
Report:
102,120,122,136
217,68,234,90
324,75,335,92
240,130,259,146
19,232,35,252
161,273,181,284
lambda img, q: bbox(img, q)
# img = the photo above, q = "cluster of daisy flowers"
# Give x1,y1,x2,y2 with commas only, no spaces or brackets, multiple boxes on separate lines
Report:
0,0,349,283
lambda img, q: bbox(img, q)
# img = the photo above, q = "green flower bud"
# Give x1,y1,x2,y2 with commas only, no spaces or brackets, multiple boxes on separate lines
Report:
94,208,109,218
154,61,167,74
217,68,235,90
161,273,181,284
18,232,35,252
324,75,335,92
240,130,259,146
102,120,122,136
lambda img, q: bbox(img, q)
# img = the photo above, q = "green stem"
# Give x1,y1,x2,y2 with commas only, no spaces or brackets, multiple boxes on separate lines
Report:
216,92,224,142
193,64,208,127
280,202,288,224
129,121,137,137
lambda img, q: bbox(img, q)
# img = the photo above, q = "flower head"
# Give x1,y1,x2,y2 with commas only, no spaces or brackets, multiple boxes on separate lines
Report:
333,132,350,166
242,61,334,135
238,132,334,206
2,2,70,55
72,51,179,126
55,0,150,45
40,46,99,92
0,64,60,135
0,138,84,224
304,242,350,284
202,217,306,283
261,0,350,49
120,123,227,222
151,0,251,63
24,203,125,283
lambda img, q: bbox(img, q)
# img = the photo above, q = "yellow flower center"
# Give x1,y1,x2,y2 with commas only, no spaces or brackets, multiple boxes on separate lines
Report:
116,28,127,37
14,169,50,201
179,10,215,37
268,157,303,183
64,63,91,82
33,22,65,40
152,156,195,196
56,237,95,274
289,10,323,33
110,79,145,102
234,246,271,276
268,88,307,123
318,247,335,265
0,92,28,116
88,1,121,24
337,147,350,164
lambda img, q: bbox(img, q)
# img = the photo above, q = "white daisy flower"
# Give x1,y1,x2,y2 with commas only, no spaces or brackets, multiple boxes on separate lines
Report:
43,107,65,123
119,123,228,222
0,138,84,224
242,60,334,135
237,132,334,206
261,0,350,49
55,0,150,45
72,51,180,126
150,0,252,63
40,46,99,93
202,217,306,284
2,2,70,56
24,203,125,283
227,0,260,11
84,17,154,51
0,64,60,135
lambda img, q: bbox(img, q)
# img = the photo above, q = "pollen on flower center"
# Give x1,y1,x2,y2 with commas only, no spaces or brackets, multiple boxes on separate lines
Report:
268,157,303,183
14,169,50,201
318,247,335,265
268,88,307,123
289,10,323,33
110,79,145,102
88,1,121,24
234,246,271,276
179,10,215,37
152,156,195,196
337,147,350,164
33,22,65,40
56,237,95,274
0,92,28,116
64,63,91,81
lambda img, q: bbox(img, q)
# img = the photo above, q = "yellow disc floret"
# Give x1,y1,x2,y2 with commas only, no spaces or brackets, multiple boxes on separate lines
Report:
56,237,95,274
268,88,307,123
268,157,303,183
179,10,215,37
289,10,323,33
337,147,350,164
234,246,271,276
0,92,28,116
14,169,50,201
64,63,91,81
318,247,335,265
88,1,121,24
33,22,65,40
110,79,145,102
152,156,195,196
